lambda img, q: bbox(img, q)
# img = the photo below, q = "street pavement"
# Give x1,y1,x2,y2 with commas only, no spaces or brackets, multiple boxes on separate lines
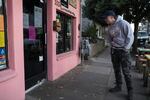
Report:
26,47,150,100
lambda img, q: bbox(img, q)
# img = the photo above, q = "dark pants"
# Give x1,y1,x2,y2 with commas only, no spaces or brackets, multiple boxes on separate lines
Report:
111,48,133,91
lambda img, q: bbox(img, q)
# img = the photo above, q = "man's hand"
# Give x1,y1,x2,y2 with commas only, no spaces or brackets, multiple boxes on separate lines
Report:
123,49,130,53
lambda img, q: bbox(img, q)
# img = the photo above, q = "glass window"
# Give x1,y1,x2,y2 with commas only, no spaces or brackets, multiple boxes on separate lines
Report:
0,0,8,70
23,0,46,84
56,12,73,54
61,0,68,8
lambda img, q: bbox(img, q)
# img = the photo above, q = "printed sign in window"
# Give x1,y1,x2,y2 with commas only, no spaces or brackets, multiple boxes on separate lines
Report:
23,13,29,29
0,15,4,31
0,31,5,48
0,0,8,70
0,48,6,70
34,6,42,28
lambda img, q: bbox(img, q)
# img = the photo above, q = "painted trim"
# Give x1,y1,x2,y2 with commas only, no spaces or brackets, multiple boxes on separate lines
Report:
0,69,17,83
56,50,76,61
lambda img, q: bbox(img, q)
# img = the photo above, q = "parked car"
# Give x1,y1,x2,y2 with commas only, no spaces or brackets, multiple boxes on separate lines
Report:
137,31,149,47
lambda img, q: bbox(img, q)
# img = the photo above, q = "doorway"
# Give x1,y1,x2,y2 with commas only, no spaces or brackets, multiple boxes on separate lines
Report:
23,0,47,90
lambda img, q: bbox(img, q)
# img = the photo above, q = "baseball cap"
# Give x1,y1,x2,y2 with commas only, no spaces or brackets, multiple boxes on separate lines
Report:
102,10,116,18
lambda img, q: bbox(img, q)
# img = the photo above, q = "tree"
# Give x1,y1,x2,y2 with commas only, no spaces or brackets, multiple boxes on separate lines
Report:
83,0,125,23
83,0,150,52
83,23,98,43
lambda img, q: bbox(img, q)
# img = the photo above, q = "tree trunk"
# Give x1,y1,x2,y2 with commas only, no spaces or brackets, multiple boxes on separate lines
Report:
132,22,139,54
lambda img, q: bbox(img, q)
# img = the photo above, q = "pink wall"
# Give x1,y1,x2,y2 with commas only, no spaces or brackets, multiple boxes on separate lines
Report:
47,0,81,80
0,0,81,99
0,0,25,100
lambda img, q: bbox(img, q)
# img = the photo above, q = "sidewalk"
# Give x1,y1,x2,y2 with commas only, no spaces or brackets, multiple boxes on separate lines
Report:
26,47,150,100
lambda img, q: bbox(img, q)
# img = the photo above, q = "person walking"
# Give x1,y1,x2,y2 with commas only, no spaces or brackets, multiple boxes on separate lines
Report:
102,10,134,100
82,37,91,60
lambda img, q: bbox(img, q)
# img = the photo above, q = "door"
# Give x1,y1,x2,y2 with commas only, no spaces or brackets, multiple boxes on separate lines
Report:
23,0,47,90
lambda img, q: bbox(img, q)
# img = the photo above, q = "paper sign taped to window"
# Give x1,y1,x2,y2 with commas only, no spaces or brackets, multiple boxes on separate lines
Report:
23,13,29,29
0,48,6,69
0,15,4,31
34,6,42,28
39,56,43,62
0,31,5,47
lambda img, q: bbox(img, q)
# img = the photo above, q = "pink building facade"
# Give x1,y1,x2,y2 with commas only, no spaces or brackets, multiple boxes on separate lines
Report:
0,0,81,100
47,0,81,80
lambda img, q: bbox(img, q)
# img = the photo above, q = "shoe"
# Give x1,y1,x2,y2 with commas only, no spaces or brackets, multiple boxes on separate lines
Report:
109,86,122,93
127,90,133,100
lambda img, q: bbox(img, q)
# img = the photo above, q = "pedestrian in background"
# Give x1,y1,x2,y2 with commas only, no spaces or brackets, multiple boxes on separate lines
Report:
81,37,91,60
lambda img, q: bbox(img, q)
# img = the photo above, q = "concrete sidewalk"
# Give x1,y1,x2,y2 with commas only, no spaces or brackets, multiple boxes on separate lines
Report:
26,47,150,100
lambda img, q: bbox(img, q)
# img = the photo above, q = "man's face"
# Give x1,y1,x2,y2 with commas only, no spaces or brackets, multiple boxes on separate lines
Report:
105,16,115,25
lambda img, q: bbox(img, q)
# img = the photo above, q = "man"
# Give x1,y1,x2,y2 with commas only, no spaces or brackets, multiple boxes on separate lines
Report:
103,10,134,100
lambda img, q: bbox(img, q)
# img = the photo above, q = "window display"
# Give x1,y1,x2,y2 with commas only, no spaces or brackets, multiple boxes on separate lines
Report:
56,12,73,54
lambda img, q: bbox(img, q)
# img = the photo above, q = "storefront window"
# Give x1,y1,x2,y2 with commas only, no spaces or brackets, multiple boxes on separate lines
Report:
0,0,8,70
56,12,73,54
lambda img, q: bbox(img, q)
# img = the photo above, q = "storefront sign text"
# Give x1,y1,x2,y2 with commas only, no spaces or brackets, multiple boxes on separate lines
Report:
69,0,77,8
55,0,75,16
61,7,75,16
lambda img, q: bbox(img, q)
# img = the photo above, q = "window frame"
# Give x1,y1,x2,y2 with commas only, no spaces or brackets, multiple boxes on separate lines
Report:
56,11,74,55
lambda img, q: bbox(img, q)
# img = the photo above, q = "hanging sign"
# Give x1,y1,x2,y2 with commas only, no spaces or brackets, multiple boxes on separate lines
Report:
53,20,61,32
55,0,75,16
69,0,77,8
